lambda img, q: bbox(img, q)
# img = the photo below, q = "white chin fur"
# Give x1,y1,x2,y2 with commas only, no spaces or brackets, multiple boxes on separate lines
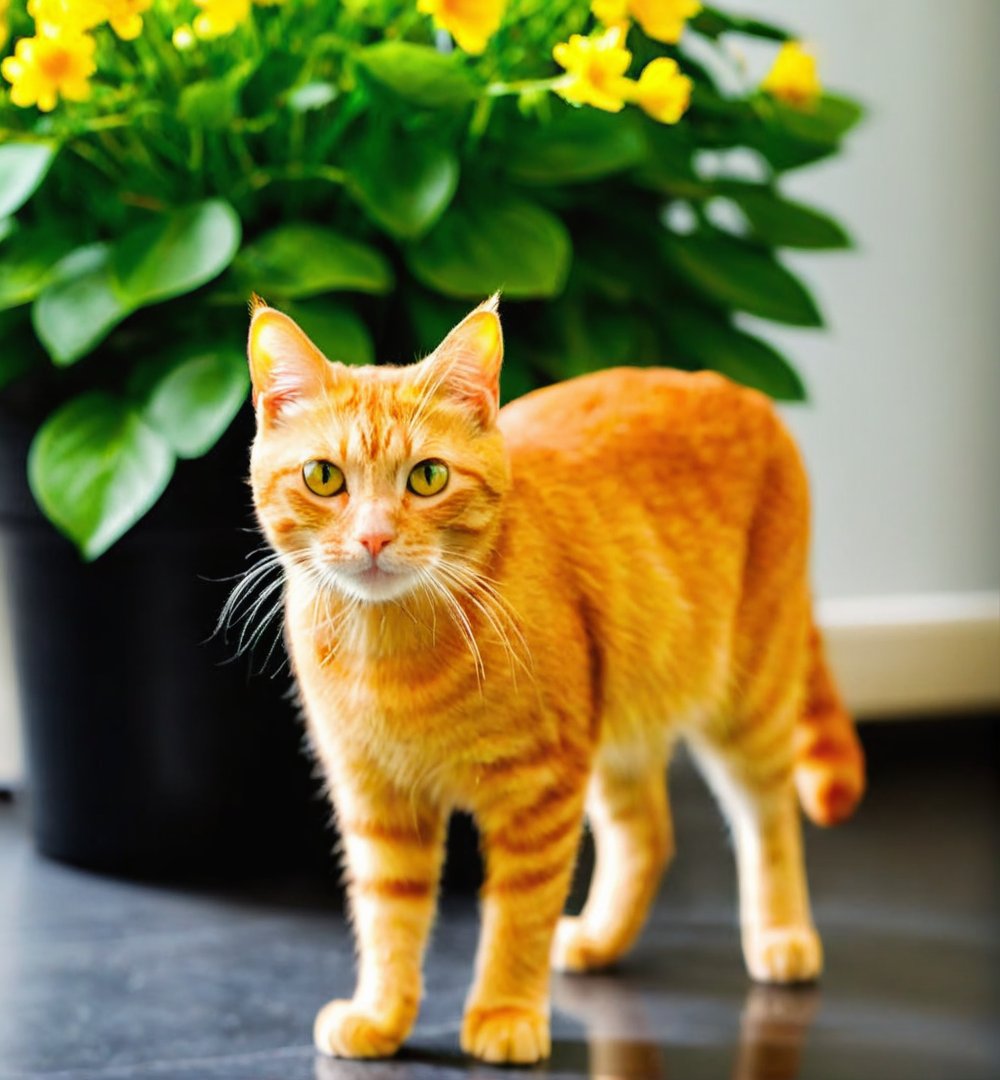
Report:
334,569,419,604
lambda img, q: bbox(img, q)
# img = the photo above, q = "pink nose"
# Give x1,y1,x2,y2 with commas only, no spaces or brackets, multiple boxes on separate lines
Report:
359,532,394,558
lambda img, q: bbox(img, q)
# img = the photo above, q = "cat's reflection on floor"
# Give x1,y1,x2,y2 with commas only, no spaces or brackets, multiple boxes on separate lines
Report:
313,974,820,1080
551,973,821,1080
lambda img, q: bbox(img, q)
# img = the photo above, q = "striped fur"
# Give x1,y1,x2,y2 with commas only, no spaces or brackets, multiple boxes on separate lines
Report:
246,300,864,1065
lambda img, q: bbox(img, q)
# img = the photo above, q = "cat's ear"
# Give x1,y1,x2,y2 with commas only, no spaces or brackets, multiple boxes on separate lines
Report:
421,294,503,426
247,299,337,420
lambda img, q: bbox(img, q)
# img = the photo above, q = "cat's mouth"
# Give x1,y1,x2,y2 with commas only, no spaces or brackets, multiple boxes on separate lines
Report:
333,560,419,603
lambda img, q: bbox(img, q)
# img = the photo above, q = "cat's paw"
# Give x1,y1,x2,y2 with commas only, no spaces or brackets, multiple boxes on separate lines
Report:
313,999,405,1059
551,915,616,973
461,1004,551,1064
743,925,823,984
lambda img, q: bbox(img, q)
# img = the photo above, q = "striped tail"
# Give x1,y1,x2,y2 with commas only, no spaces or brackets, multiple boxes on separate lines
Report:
794,621,866,826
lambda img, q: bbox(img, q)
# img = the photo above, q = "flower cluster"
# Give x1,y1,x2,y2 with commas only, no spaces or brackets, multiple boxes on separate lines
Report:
592,0,702,44
551,2,699,125
2,1,825,120
1,0,151,111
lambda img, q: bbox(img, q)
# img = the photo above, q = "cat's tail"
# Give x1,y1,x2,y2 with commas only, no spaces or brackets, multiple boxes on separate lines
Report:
794,620,865,826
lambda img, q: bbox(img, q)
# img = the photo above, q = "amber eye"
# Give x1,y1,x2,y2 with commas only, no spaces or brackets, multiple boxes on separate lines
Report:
302,460,345,497
407,459,449,497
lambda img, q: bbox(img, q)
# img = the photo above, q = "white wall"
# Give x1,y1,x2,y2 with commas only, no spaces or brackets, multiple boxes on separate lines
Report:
749,0,1000,599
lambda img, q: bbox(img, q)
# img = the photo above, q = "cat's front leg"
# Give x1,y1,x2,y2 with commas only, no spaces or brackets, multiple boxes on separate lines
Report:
462,773,587,1064
313,768,447,1059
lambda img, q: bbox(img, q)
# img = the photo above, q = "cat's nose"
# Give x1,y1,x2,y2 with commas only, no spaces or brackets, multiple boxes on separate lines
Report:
358,532,394,558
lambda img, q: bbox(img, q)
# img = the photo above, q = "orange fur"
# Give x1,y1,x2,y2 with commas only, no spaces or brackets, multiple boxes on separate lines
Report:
245,299,864,1064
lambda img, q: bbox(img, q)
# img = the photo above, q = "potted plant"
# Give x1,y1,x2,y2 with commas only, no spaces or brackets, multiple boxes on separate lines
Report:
0,0,861,877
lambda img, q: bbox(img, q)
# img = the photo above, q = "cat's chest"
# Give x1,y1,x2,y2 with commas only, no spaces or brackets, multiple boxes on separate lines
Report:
295,634,490,742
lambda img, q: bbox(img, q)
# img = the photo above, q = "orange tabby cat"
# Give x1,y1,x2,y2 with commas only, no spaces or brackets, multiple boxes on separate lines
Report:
246,295,864,1065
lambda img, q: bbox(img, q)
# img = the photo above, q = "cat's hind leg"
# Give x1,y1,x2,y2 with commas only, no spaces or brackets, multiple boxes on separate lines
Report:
688,710,822,984
552,750,674,973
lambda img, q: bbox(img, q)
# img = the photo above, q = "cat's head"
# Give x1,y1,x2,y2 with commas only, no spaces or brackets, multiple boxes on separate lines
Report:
247,296,510,604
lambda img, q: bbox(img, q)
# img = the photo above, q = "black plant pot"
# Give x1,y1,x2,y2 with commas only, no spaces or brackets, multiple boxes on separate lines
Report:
0,408,333,880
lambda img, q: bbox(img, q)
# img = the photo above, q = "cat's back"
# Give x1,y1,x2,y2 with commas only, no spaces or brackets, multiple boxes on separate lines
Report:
498,366,781,480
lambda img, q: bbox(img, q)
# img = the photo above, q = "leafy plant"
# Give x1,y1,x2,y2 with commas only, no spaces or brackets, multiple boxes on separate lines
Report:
0,1,862,558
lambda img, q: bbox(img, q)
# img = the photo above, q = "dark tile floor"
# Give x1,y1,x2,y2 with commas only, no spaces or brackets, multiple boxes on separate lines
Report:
1,720,998,1080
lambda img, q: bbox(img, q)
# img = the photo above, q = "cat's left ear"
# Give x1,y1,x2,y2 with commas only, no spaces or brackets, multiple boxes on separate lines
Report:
421,294,503,426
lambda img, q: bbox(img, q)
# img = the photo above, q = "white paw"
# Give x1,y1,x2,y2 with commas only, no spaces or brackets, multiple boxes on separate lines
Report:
461,1004,551,1064
313,999,405,1059
551,915,618,973
743,925,823,984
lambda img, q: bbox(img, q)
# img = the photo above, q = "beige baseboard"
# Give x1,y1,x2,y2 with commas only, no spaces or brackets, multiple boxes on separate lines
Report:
820,592,1000,719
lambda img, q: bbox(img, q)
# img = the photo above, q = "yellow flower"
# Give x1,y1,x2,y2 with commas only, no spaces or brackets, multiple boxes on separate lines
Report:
28,0,104,34
553,26,633,113
101,0,152,41
590,0,629,30
27,0,150,40
0,0,10,51
621,0,702,44
193,0,250,39
631,56,691,124
416,0,505,55
1,30,96,111
761,41,821,110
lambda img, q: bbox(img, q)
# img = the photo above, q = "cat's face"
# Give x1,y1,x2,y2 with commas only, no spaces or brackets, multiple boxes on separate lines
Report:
248,297,509,604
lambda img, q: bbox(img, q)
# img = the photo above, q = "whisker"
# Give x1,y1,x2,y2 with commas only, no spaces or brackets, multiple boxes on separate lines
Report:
417,567,485,690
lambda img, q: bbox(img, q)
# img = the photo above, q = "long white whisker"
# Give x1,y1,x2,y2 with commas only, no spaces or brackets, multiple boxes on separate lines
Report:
417,567,484,689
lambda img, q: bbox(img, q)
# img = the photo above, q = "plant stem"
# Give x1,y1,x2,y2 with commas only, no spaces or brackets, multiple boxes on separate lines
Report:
485,74,567,98
236,163,348,196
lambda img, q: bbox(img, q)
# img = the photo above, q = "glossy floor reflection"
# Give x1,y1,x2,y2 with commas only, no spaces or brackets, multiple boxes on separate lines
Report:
1,719,997,1079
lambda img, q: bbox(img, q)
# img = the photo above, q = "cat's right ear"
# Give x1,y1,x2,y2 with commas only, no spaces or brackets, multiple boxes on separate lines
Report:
247,301,336,421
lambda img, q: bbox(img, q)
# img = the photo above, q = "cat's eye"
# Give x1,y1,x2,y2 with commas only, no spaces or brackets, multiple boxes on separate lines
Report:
302,460,345,497
407,459,449,497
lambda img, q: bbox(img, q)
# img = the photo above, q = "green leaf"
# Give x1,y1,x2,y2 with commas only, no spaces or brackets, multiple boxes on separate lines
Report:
548,300,645,380
32,245,131,365
282,299,374,366
748,94,865,171
692,6,791,41
235,224,393,298
113,199,242,309
665,232,822,327
774,94,865,143
134,348,250,459
0,226,76,311
632,121,704,196
504,106,646,185
0,142,56,219
28,392,175,560
724,187,850,249
667,309,806,400
178,79,240,130
407,191,571,300
356,42,478,108
346,121,459,239
0,218,13,245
